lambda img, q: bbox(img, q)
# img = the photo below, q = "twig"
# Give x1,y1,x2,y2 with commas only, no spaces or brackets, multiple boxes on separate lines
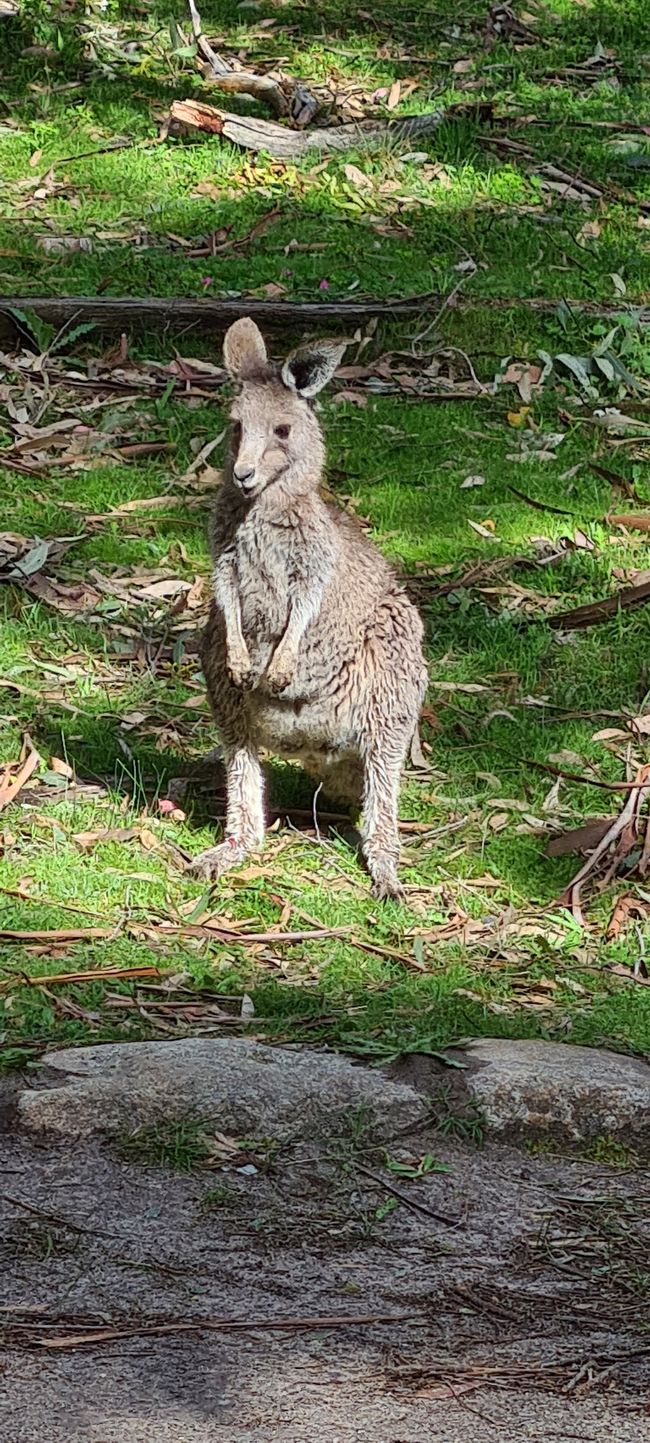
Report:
355,1163,459,1226
0,964,163,991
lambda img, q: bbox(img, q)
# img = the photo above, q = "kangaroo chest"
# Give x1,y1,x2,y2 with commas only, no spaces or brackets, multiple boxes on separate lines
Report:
233,514,295,642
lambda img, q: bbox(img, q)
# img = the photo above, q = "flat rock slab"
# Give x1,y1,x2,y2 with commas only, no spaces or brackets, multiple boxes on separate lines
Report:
392,1038,650,1150
14,1037,427,1141
467,1039,650,1145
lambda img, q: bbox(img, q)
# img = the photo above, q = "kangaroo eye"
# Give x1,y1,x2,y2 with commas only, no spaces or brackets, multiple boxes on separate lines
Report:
275,424,290,440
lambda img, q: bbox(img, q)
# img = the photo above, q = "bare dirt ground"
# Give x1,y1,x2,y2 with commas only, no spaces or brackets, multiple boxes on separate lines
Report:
2,1091,649,1442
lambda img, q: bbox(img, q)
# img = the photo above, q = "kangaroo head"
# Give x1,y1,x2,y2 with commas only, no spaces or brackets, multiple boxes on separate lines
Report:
222,318,347,499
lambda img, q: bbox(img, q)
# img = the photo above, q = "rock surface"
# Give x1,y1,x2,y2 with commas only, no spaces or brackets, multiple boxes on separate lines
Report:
465,1038,650,1146
390,1038,650,1149
14,1037,427,1140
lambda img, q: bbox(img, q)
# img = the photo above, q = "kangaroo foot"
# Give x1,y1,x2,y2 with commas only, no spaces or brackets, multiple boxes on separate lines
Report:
187,839,248,881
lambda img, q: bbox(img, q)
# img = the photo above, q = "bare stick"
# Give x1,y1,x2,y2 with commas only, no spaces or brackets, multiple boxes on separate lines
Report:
355,1163,459,1226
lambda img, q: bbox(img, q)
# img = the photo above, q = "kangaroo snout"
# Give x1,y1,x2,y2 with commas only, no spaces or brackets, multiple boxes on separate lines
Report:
233,462,256,490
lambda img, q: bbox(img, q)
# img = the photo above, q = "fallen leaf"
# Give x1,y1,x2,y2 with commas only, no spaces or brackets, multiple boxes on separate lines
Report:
545,818,617,858
0,737,40,812
386,80,401,110
468,519,498,541
502,361,542,403
344,163,372,190
460,474,485,489
73,827,138,850
577,218,602,242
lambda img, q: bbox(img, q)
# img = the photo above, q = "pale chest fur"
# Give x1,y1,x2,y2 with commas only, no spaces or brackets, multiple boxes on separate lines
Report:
233,511,291,643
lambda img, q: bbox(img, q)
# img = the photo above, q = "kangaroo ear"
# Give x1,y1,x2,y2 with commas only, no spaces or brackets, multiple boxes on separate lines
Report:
223,318,268,379
282,338,348,398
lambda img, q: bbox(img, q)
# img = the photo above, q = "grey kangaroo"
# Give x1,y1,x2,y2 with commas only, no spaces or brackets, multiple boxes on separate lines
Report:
190,318,428,899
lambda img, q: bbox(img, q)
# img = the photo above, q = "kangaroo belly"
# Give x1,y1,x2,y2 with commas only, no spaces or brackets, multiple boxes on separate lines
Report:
250,695,356,762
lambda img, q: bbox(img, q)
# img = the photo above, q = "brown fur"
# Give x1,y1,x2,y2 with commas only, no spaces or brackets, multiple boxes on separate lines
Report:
190,319,427,899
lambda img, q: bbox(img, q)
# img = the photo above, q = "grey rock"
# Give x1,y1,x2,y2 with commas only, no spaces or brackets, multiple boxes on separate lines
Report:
464,1038,650,1147
15,1037,427,1141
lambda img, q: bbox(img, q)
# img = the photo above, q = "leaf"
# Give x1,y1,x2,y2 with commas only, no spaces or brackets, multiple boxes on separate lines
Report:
468,520,498,540
386,80,401,110
594,355,615,383
0,738,40,812
545,818,616,858
576,218,601,242
73,827,137,850
507,406,530,427
343,163,372,190
555,353,598,398
460,474,485,489
611,272,626,295
49,320,97,355
3,539,50,579
49,756,73,779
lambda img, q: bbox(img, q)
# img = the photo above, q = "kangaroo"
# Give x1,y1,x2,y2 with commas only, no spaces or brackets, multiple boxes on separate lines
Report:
190,318,428,899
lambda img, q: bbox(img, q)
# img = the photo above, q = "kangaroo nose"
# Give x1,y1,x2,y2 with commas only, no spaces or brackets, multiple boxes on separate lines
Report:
234,464,255,485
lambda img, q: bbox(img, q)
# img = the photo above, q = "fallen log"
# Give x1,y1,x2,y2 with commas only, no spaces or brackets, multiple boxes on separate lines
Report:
1,293,647,343
0,291,443,340
169,97,450,158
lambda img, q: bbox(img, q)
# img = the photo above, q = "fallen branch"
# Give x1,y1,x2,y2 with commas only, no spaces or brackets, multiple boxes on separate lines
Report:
0,964,163,991
548,576,650,631
355,1163,458,1226
169,96,451,158
186,0,317,122
479,133,650,212
19,1309,418,1350
0,927,114,943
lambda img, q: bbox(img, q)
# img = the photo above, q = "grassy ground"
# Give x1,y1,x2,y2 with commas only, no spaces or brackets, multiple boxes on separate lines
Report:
1,0,650,1068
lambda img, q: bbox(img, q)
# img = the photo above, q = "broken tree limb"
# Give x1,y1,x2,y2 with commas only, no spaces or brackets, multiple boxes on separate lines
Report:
187,0,231,77
169,97,449,158
186,0,314,122
548,577,650,631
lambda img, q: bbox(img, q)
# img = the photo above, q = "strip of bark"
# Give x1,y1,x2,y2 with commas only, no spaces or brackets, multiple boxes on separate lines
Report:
548,577,650,631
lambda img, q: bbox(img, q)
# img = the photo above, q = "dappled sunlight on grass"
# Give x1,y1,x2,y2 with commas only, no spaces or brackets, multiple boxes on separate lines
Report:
1,0,650,1063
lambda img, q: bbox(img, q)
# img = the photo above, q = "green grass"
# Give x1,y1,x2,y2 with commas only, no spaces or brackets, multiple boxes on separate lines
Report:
1,0,650,1068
